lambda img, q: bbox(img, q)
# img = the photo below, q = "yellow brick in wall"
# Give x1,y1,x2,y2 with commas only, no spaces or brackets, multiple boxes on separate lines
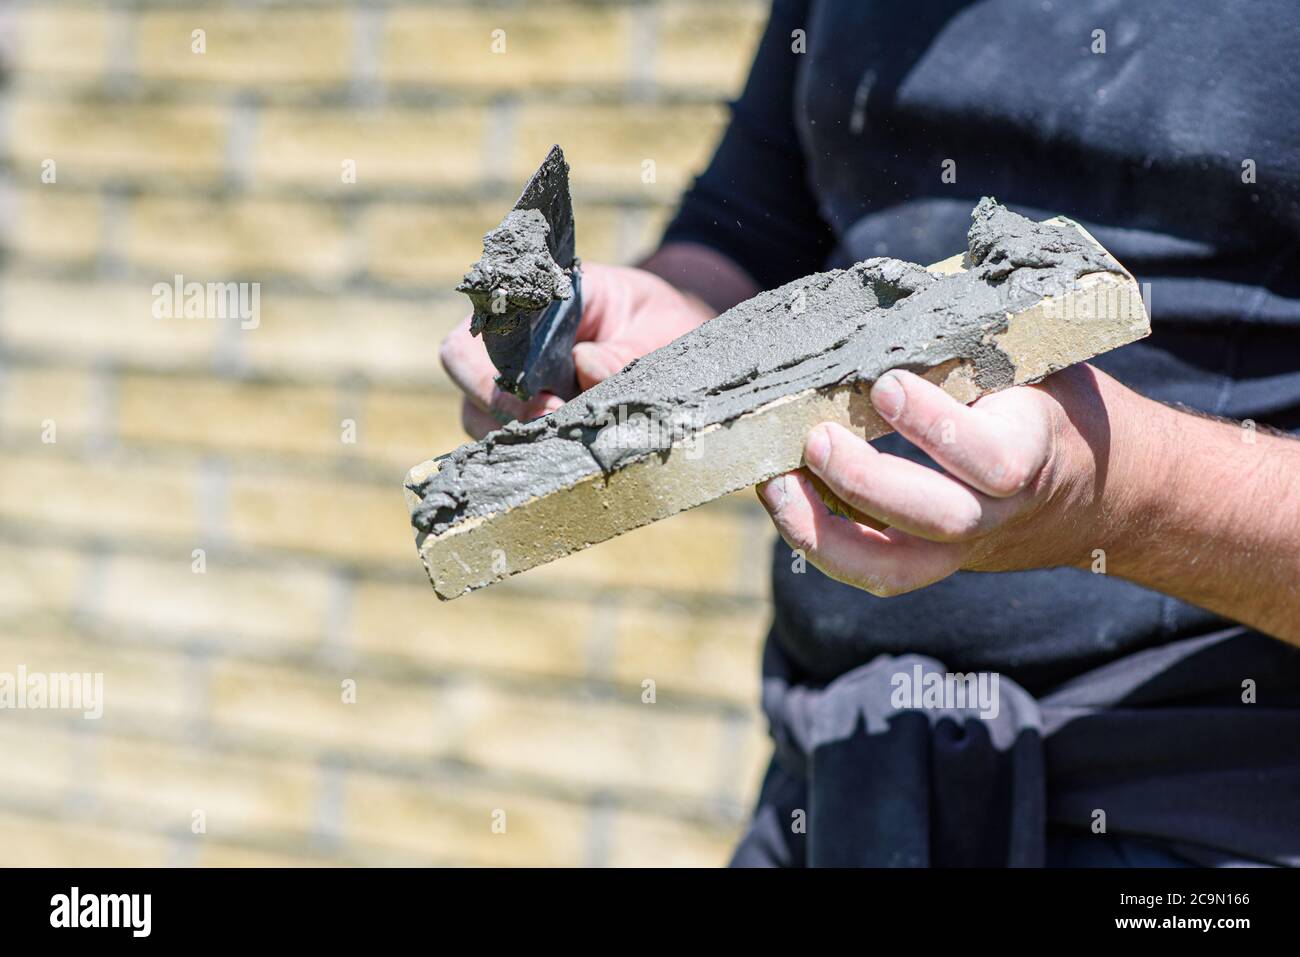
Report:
121,196,353,284
8,5,111,79
254,107,489,191
381,7,634,89
1,278,223,369
9,97,230,186
514,103,728,193
6,189,104,269
0,367,98,446
134,9,354,86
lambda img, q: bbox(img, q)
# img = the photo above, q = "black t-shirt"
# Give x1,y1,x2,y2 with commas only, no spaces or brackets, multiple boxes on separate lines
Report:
663,0,1300,693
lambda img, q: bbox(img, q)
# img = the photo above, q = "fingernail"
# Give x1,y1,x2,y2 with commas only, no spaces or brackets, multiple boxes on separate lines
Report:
805,426,830,470
759,475,787,511
872,372,905,420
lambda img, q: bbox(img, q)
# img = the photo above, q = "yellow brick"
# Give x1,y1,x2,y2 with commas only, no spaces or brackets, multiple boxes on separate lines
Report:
97,554,332,649
340,771,587,866
116,374,343,459
254,107,487,189
608,809,740,867
196,844,335,867
240,292,459,386
381,7,632,88
0,366,97,445
350,580,594,679
515,103,726,193
609,602,767,705
737,715,773,801
528,500,754,595
227,471,411,564
209,660,443,759
455,686,729,800
121,196,351,284
0,542,86,620
655,3,767,93
0,450,201,544
358,202,515,288
135,9,353,85
0,278,221,368
9,97,228,185
96,736,317,835
358,389,470,472
361,201,623,286
0,723,81,804
5,189,102,266
0,811,170,867
10,5,110,77
0,629,194,725
572,206,631,265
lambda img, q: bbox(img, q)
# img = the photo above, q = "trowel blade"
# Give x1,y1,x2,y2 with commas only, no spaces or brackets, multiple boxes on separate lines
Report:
513,144,577,270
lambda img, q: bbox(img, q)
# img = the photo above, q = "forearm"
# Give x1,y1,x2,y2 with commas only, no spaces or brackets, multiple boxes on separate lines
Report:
1084,376,1300,643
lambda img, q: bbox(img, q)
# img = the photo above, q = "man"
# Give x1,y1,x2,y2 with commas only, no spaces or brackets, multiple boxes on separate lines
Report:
441,0,1300,865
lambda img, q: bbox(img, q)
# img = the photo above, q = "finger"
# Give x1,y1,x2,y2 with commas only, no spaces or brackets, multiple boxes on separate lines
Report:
803,423,1023,542
522,391,564,420
487,386,528,423
573,340,646,390
804,472,889,530
439,317,500,412
572,261,618,342
439,316,535,424
461,399,501,440
758,470,964,596
870,370,1052,498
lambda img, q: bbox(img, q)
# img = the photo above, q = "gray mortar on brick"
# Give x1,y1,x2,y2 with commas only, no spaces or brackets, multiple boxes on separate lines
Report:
410,198,1120,536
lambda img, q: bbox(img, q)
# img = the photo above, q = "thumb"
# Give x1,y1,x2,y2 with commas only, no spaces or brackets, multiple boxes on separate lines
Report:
573,339,642,391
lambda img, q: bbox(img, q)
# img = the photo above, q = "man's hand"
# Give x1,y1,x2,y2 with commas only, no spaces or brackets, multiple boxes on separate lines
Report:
758,365,1116,595
439,262,716,439
758,363,1300,644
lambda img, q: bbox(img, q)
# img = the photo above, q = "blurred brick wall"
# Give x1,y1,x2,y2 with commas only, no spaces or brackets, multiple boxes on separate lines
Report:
0,0,775,865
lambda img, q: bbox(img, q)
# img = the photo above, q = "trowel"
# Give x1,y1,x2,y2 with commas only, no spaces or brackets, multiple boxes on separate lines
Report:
457,145,583,401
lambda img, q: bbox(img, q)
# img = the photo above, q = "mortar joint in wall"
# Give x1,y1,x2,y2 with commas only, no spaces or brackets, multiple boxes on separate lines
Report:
223,94,259,193
211,298,248,377
96,190,130,280
65,718,105,821
582,591,621,682
626,2,660,102
321,565,357,669
71,540,112,630
616,204,653,264
311,756,346,852
583,793,616,868
86,360,120,456
104,4,137,96
166,836,201,868
196,455,232,551
350,3,387,110
183,646,216,747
